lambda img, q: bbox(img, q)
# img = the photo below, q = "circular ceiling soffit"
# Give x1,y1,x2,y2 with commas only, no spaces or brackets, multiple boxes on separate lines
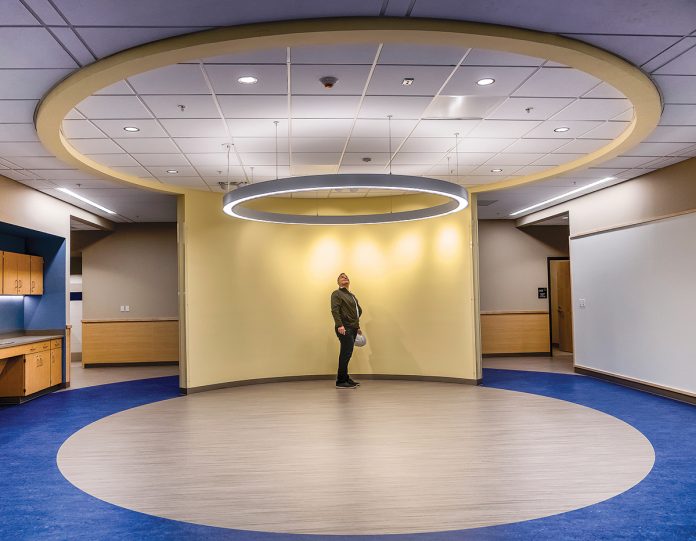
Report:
222,174,469,224
35,18,662,196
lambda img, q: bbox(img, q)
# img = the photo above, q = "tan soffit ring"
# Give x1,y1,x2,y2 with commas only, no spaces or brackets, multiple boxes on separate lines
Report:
35,17,662,196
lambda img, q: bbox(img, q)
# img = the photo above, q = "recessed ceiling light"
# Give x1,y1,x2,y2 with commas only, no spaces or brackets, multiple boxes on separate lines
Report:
554,126,570,132
237,76,258,84
562,216,569,220
509,177,615,216
491,168,503,173
402,78,414,86
166,170,178,174
123,126,139,132
57,187,117,215
477,78,495,86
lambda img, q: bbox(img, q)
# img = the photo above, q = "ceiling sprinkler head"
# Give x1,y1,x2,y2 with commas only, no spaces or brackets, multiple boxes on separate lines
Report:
362,157,372,163
319,76,338,89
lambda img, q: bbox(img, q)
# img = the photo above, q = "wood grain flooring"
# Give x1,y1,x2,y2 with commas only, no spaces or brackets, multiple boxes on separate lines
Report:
57,380,654,535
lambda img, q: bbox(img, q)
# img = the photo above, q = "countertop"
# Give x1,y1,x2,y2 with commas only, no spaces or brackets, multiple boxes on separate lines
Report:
0,334,63,349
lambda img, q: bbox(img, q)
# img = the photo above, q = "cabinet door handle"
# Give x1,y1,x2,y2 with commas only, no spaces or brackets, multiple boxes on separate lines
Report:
31,280,35,291
18,279,22,289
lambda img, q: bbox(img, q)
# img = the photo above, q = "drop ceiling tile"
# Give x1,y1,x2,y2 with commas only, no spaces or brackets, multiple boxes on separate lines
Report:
599,156,659,169
76,27,202,59
0,142,52,156
131,153,190,166
291,118,353,138
291,65,371,95
186,153,239,167
292,153,341,165
206,64,287,94
114,137,180,154
487,97,574,120
410,119,479,137
443,66,537,96
389,164,427,175
582,82,627,99
229,165,290,178
8,156,72,169
463,49,545,67
94,81,135,95
338,164,386,174
141,95,219,119
345,137,405,152
173,137,230,153
555,138,611,153
228,137,286,153
452,152,498,165
351,118,418,138
0,124,39,142
0,69,73,99
292,95,360,118
652,38,696,75
128,64,209,95
459,138,516,152
26,168,98,180
532,153,584,166
367,65,452,96
553,99,632,121
391,152,443,165
49,26,95,66
84,153,139,167
56,177,127,188
523,120,603,139
227,118,289,137
153,176,207,189
651,75,696,104
485,153,546,166
359,96,431,119
513,68,601,98
199,165,246,179
147,166,199,177
159,118,226,138
0,27,77,68
645,125,696,143
399,138,455,153
503,138,568,153
612,109,634,121
76,95,153,119
342,153,389,165
621,141,693,156
0,100,38,123
291,44,378,64
219,95,288,118
91,119,168,138
62,120,105,139
674,144,696,156
0,1,40,24
469,120,541,138
291,137,345,153
581,121,631,139
502,165,551,175
109,166,154,178
378,44,465,66
470,164,524,175
236,153,290,166
570,34,683,67
660,104,696,125
202,48,287,64
1,169,38,181
68,138,126,155
15,178,58,190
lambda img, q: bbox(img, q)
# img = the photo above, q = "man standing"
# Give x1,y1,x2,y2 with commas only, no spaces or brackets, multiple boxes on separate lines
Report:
331,273,363,389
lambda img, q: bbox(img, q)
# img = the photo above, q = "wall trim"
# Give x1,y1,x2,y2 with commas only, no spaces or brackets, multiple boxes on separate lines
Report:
575,365,696,405
83,361,178,368
483,352,549,357
181,373,482,394
570,207,696,240
480,310,548,314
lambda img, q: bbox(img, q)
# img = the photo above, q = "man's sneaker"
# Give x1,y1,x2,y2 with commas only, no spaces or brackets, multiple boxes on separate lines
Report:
347,378,361,386
336,381,357,389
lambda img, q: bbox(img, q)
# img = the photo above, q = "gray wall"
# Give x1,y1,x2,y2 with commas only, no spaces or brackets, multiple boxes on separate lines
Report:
82,223,178,319
478,220,569,312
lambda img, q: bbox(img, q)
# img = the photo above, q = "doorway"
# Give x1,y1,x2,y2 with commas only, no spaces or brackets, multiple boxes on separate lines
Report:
548,257,573,356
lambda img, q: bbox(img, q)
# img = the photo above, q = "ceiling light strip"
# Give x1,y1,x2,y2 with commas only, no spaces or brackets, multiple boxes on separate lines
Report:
199,61,249,184
337,43,384,171
509,176,615,216
57,187,117,215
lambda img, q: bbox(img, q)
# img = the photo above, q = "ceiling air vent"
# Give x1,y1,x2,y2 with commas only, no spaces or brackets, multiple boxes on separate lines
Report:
423,95,505,120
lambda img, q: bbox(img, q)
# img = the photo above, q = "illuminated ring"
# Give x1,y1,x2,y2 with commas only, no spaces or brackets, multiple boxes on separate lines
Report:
222,174,469,225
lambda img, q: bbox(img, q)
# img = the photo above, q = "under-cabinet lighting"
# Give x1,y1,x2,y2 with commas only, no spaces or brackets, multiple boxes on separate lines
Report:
57,188,117,215
509,177,615,216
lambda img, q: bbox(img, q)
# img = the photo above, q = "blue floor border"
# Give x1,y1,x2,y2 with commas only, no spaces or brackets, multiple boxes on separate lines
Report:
1,369,694,540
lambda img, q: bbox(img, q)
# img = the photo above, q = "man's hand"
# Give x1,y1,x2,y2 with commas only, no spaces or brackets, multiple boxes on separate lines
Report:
357,329,362,335
338,326,346,335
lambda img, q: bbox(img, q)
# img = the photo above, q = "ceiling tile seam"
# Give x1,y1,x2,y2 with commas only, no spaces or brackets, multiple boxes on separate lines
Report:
639,25,696,72
379,0,389,16
46,0,101,62
198,61,247,187
17,0,83,68
336,43,383,170
286,46,292,176
387,48,475,179
117,80,202,187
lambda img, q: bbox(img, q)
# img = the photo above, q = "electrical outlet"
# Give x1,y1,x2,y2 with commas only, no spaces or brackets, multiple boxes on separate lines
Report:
125,305,130,312
120,305,125,312
579,298,586,308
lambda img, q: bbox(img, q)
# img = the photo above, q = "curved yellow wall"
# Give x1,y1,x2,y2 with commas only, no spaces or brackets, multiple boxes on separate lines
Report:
179,191,479,389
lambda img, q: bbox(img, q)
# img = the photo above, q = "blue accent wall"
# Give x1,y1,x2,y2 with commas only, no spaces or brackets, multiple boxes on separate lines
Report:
0,231,27,333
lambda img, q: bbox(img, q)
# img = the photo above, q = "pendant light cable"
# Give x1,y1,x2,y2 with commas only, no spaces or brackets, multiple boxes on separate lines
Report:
454,132,460,182
225,143,231,192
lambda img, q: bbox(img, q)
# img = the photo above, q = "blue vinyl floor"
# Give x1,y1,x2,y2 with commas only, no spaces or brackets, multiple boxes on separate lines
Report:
1,369,695,540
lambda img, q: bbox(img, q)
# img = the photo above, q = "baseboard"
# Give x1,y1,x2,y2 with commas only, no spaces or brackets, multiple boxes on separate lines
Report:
83,361,178,368
180,373,481,394
71,352,82,362
483,352,550,357
0,383,65,405
574,366,696,406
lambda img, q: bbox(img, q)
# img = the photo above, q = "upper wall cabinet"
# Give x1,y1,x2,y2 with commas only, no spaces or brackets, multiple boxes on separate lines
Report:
1,251,44,296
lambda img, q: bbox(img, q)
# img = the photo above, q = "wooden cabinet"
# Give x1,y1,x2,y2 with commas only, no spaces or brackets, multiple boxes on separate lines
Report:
25,351,51,395
0,339,63,401
1,251,42,296
50,339,62,386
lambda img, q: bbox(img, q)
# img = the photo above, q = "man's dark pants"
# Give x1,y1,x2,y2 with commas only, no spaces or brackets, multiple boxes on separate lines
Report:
335,326,357,383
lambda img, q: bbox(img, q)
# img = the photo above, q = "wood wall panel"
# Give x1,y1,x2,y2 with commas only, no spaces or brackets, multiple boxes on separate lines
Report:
82,320,179,365
481,312,549,354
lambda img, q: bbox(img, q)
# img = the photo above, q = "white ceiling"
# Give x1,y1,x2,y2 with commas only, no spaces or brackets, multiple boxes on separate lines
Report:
0,0,694,221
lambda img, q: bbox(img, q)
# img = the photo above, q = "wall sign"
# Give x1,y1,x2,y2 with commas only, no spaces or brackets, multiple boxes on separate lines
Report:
538,287,548,299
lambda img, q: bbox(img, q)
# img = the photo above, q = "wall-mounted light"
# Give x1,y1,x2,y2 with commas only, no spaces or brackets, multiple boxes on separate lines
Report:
509,177,615,216
57,187,117,215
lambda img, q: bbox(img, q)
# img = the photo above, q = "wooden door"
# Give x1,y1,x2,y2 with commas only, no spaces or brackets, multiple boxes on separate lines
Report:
30,256,43,295
50,348,62,386
557,260,573,352
17,254,31,295
2,251,18,294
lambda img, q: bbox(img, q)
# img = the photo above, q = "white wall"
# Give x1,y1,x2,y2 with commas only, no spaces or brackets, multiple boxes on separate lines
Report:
69,275,82,358
571,211,696,395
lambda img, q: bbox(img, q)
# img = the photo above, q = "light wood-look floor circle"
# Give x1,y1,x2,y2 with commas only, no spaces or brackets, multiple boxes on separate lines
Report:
57,380,654,535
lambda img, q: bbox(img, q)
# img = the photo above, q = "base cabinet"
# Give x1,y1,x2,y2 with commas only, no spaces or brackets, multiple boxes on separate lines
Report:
0,339,63,400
